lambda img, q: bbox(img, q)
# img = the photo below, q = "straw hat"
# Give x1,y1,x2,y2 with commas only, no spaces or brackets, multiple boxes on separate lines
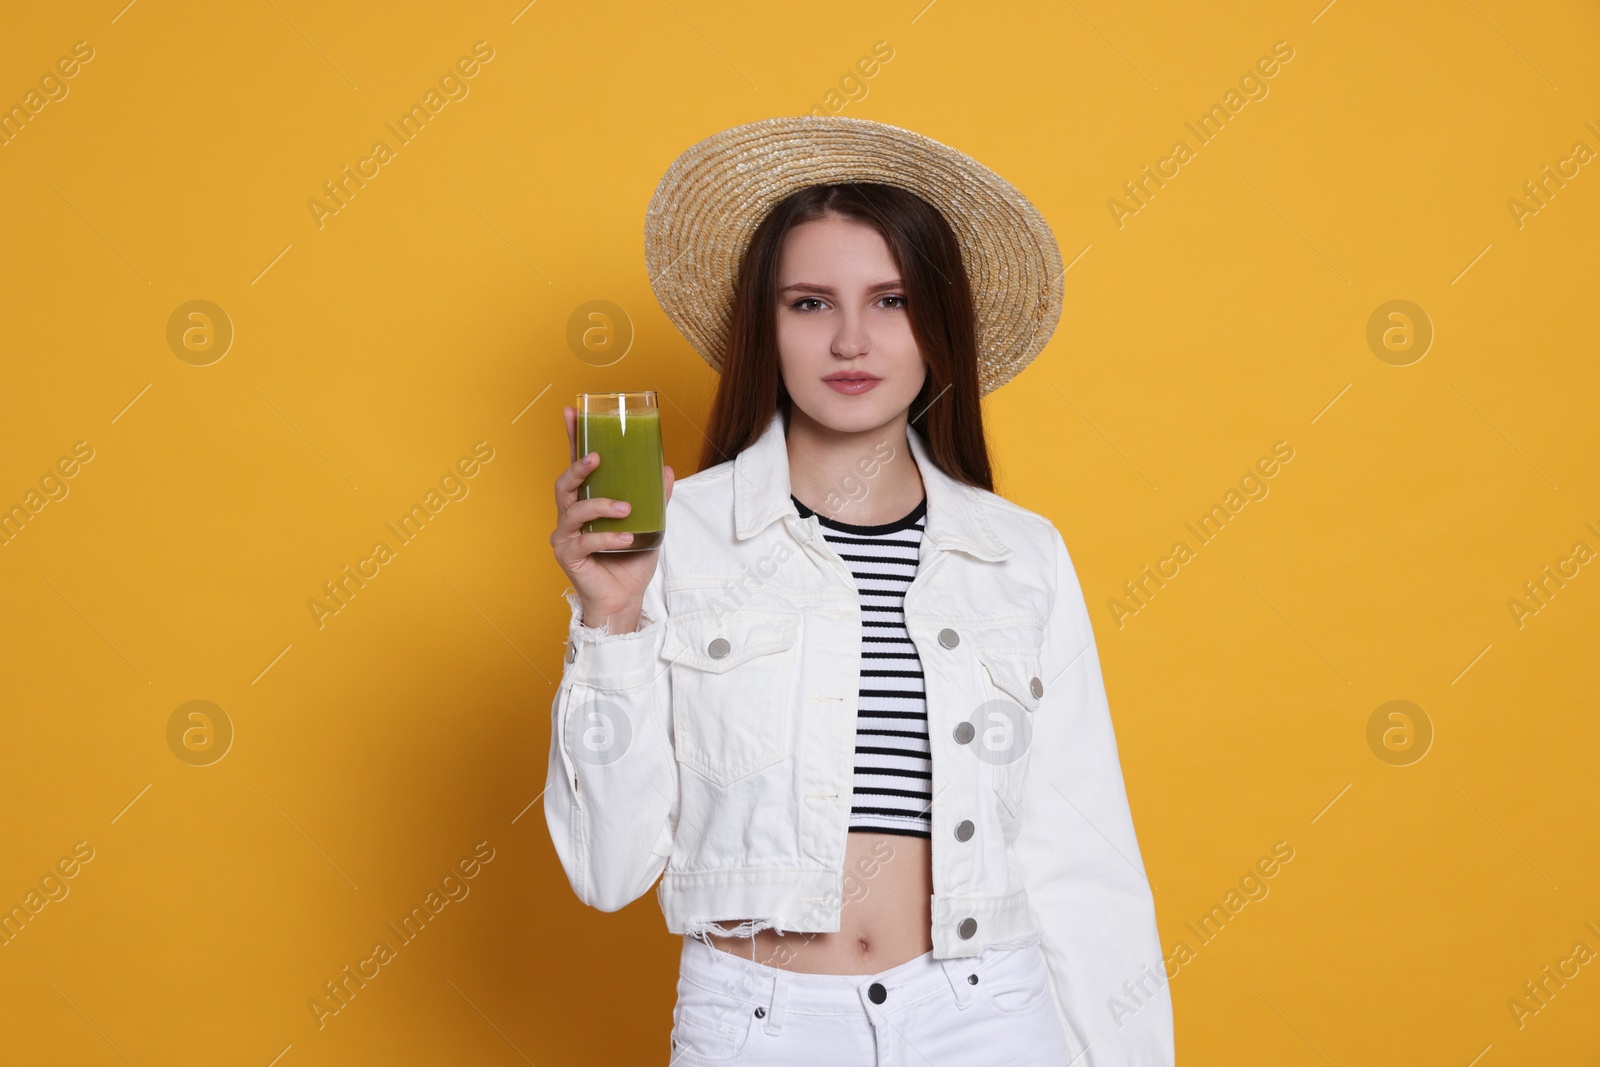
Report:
643,116,1064,397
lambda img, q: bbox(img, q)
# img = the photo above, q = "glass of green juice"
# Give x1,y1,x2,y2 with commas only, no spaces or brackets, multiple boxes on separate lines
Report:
577,391,666,552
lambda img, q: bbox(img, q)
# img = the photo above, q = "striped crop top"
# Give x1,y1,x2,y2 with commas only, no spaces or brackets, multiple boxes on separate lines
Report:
791,492,932,839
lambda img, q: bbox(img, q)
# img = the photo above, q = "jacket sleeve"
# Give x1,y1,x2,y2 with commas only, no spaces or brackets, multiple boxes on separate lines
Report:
1012,526,1174,1065
543,559,678,913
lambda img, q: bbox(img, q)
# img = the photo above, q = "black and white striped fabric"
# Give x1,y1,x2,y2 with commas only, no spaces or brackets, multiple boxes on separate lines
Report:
792,493,931,839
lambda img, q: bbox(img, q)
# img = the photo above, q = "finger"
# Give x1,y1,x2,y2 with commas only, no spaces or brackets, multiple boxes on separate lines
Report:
553,528,641,566
663,464,675,506
554,450,599,511
551,499,617,547
559,495,629,533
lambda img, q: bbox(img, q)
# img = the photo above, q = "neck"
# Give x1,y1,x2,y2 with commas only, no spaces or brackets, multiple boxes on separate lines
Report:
784,403,925,525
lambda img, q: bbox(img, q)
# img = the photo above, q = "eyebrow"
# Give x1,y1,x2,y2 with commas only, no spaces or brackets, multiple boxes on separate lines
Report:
779,280,904,296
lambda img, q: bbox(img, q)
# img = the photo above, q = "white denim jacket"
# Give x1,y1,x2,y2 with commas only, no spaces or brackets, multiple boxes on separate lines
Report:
545,409,1174,1064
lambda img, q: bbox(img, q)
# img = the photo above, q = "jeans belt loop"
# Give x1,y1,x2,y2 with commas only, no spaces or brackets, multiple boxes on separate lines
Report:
939,954,978,1008
763,968,788,1034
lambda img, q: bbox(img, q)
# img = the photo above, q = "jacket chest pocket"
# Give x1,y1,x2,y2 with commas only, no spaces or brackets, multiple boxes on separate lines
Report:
663,608,800,786
974,647,1043,818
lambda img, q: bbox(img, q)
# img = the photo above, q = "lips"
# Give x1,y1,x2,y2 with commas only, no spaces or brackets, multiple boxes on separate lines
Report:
823,374,881,395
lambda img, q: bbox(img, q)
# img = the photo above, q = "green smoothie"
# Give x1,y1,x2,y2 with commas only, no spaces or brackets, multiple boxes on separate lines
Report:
579,406,665,550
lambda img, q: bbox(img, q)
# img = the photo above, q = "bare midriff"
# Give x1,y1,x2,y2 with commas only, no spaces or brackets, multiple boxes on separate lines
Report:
700,831,934,975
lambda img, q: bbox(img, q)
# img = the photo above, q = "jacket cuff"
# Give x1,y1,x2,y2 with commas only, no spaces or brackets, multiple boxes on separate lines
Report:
561,590,666,691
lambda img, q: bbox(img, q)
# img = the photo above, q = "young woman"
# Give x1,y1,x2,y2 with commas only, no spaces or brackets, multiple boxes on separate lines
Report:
547,117,1173,1065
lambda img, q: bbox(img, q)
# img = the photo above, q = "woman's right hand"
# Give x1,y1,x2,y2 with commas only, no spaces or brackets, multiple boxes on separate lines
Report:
550,404,674,633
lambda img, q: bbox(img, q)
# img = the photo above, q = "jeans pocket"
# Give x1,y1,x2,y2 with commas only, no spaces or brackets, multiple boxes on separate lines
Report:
978,944,1052,1015
671,976,757,1062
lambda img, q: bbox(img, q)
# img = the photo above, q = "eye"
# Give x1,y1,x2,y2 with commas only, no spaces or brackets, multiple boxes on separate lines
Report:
880,295,907,309
791,297,825,312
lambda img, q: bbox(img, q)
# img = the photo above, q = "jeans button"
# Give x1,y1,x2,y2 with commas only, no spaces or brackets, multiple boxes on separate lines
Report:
953,722,975,744
938,627,960,649
958,917,977,939
868,982,887,1004
707,637,731,659
954,819,974,841
1030,676,1044,699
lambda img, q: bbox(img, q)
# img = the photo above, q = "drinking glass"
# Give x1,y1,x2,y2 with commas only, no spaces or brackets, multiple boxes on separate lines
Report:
577,391,666,552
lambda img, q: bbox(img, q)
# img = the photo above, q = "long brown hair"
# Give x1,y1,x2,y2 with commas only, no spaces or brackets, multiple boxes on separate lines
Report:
694,182,993,491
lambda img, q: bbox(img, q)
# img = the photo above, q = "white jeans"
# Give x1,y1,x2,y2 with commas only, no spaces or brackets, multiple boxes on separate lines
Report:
669,932,1074,1066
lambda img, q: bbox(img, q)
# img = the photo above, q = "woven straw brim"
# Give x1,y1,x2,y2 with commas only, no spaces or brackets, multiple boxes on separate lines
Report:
643,116,1064,397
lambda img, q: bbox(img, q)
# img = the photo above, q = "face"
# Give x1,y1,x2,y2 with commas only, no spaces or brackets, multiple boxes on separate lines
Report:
775,214,927,435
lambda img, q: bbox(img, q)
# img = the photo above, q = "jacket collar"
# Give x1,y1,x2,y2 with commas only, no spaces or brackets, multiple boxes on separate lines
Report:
732,408,1013,562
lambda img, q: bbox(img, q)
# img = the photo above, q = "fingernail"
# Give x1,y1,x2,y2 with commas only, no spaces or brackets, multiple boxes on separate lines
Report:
614,502,629,513
619,533,633,542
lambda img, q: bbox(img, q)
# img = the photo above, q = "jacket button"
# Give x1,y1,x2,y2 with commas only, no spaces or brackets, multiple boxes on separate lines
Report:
566,643,576,663
955,819,974,841
1030,676,1044,699
953,722,975,744
707,637,731,659
938,627,960,648
867,982,887,1004
958,917,978,939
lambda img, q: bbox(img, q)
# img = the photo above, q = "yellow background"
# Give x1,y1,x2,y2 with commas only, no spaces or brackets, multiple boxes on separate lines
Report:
2,0,1596,1063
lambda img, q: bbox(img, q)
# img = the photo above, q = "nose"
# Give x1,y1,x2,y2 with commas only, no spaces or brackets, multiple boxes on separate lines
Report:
830,310,870,359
